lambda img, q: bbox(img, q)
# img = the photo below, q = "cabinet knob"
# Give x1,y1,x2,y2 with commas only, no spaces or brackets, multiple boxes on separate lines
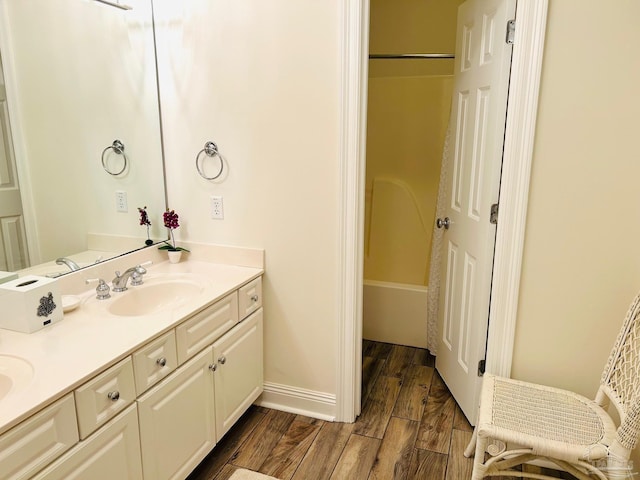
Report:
156,357,167,367
218,356,227,365
209,363,217,372
107,391,120,401
251,294,259,302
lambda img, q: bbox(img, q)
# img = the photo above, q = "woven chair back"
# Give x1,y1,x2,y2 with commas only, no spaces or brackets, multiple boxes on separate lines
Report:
599,292,640,452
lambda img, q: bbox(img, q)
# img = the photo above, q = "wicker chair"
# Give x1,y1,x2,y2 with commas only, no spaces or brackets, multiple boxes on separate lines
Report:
464,293,640,479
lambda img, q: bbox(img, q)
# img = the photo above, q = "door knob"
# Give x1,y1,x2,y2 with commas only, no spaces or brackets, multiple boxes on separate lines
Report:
436,217,451,229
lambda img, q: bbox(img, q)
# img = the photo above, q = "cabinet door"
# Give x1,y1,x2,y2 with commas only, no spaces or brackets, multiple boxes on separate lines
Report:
137,347,216,480
32,404,142,480
212,309,263,440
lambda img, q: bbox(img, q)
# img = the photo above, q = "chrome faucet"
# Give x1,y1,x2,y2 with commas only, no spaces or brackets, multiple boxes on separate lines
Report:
112,264,148,292
56,257,81,271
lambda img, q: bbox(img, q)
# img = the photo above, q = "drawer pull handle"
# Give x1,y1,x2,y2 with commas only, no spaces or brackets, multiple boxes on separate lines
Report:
209,363,217,372
218,356,227,365
251,295,259,302
107,391,120,401
156,357,167,367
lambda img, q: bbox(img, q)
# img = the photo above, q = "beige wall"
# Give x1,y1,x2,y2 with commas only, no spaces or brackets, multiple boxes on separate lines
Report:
513,0,640,409
155,0,340,398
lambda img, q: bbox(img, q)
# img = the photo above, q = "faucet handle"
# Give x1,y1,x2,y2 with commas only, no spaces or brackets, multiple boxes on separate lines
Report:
131,268,145,286
130,261,152,286
86,278,111,300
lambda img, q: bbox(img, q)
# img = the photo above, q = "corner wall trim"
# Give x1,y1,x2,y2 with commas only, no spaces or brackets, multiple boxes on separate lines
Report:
485,0,549,377
255,382,337,422
334,0,369,422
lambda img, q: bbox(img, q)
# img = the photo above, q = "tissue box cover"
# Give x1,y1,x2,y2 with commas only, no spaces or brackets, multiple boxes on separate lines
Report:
0,275,63,333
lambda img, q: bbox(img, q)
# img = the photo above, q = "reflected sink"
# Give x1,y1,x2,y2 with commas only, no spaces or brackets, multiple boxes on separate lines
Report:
107,279,204,317
0,355,34,401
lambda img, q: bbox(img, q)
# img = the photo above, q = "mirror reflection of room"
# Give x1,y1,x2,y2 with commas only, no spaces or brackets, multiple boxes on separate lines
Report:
0,0,167,276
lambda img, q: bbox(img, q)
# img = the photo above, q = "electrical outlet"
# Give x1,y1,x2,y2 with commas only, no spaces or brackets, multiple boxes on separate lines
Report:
115,191,128,213
211,195,224,219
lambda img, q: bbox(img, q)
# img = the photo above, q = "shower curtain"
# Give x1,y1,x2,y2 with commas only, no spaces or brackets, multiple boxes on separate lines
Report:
426,121,452,355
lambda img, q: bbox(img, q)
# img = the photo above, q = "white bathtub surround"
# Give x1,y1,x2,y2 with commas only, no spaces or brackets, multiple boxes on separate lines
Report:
364,177,431,286
363,280,429,349
362,177,432,348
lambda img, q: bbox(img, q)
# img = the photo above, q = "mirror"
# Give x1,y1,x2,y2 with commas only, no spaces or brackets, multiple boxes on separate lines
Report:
0,0,167,276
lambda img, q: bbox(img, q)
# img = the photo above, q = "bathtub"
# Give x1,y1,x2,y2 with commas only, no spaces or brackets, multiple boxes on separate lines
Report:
363,279,428,348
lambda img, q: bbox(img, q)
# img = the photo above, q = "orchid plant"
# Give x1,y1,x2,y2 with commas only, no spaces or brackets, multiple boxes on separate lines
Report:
138,206,153,246
158,209,190,252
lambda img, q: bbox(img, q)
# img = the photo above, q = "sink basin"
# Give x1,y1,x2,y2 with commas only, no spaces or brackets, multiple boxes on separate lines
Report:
0,355,34,401
107,279,204,317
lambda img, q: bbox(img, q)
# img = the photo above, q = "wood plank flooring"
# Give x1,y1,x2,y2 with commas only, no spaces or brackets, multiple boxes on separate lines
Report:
186,340,569,480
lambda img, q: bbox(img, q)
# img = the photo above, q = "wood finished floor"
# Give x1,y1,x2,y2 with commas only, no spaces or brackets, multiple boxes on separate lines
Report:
187,340,571,480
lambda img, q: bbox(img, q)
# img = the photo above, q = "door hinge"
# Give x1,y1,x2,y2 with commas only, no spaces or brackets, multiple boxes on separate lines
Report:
506,19,515,45
490,203,499,225
478,359,486,377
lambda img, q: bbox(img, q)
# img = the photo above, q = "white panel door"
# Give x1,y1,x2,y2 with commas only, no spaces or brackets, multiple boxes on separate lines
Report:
0,52,28,271
436,0,515,423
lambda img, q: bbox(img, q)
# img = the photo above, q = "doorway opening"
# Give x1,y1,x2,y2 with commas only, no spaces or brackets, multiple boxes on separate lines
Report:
361,0,465,391
340,0,548,423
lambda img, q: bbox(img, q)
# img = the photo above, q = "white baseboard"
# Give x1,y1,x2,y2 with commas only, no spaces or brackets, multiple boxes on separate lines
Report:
255,382,337,422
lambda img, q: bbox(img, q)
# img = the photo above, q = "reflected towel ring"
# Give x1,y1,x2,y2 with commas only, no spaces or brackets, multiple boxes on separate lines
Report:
196,141,224,180
101,139,128,176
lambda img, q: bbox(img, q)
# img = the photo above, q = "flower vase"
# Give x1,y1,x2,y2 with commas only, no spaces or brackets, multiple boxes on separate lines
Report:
167,250,182,264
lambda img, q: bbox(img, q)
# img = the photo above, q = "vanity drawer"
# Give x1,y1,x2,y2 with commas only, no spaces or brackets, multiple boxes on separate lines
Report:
0,393,78,480
238,277,262,320
132,330,178,395
176,291,238,365
75,357,136,440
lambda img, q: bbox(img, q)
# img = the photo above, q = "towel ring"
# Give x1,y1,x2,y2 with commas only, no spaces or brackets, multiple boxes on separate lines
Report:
101,139,128,176
195,141,224,180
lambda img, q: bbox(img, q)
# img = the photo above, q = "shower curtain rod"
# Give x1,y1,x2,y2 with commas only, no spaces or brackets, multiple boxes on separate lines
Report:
369,53,455,59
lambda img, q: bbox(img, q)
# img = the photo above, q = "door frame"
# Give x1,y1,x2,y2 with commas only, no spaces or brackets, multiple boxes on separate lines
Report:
335,0,550,422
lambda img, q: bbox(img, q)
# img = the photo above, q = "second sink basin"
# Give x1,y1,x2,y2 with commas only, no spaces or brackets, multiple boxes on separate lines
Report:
108,279,204,317
0,355,34,402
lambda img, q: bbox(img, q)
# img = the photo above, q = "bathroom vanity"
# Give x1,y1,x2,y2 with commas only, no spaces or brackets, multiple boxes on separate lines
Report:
0,249,264,480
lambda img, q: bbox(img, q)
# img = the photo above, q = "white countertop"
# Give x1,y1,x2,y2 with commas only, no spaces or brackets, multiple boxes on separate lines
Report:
0,258,263,435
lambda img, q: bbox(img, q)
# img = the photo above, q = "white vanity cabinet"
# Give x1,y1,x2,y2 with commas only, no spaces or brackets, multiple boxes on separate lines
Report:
0,272,263,480
137,347,216,480
74,357,136,440
32,404,143,480
137,288,264,480
132,330,178,395
213,309,263,440
176,292,238,365
0,394,78,480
